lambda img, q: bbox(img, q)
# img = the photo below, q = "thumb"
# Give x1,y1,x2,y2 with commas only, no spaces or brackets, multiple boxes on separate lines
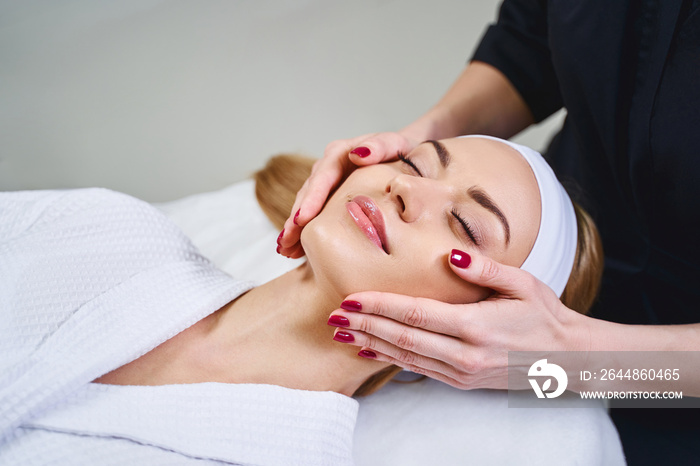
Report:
348,132,417,166
448,248,535,298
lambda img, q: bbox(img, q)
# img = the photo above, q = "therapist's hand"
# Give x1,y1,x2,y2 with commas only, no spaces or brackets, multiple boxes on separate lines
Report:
327,249,592,390
277,132,419,258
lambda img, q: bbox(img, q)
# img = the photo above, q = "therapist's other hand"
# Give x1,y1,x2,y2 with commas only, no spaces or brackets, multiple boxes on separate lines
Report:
327,249,591,390
277,132,419,258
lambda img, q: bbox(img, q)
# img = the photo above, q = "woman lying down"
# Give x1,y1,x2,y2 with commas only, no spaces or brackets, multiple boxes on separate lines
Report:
0,135,602,465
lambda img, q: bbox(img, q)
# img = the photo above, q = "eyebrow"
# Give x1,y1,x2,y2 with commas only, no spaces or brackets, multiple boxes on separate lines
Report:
425,140,451,168
468,187,511,245
423,140,511,246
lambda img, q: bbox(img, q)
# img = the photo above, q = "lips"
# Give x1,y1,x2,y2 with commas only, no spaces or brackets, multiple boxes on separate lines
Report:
346,195,390,254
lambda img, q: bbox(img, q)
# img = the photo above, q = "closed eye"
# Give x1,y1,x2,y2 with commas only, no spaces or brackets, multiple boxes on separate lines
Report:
397,153,423,177
451,208,480,246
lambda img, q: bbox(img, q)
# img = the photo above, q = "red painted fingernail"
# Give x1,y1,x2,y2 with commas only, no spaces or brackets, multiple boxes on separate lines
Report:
277,229,285,245
450,249,471,268
276,245,281,254
340,300,362,311
358,350,377,359
293,209,300,225
327,315,350,327
333,331,355,343
350,146,371,158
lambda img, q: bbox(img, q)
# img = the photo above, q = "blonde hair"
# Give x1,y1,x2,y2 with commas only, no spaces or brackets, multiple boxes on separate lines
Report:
253,154,603,396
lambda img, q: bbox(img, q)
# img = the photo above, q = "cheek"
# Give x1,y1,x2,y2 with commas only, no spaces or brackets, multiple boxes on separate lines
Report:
439,275,491,304
365,227,490,303
400,249,490,304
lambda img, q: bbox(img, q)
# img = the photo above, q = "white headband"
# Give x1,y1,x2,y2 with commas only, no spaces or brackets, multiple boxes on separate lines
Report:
458,135,577,297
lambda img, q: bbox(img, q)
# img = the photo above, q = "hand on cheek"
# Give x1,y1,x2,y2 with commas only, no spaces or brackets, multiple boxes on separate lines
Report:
277,132,420,259
326,250,591,390
277,212,306,258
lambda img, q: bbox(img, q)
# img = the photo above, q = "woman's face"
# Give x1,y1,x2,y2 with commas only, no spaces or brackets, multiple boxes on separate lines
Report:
301,137,541,304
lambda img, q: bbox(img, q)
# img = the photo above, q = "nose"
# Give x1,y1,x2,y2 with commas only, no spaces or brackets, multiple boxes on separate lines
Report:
386,174,434,223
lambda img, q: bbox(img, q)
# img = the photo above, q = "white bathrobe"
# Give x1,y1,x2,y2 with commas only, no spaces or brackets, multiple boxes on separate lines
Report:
0,188,357,466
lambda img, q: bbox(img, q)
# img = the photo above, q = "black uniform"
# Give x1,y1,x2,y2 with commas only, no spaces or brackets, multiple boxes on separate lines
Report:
473,1,700,464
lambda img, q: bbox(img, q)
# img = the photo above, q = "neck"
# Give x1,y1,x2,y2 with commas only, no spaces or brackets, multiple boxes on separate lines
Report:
204,263,391,396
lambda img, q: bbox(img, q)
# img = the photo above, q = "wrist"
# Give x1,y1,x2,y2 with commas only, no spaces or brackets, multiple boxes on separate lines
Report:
551,302,593,353
571,312,647,352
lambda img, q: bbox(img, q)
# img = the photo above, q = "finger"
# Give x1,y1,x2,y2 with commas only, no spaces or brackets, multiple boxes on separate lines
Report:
288,155,355,234
359,344,508,390
347,132,418,166
279,182,314,252
339,292,467,337
278,240,304,259
277,162,340,251
331,327,464,383
448,248,542,298
283,242,305,259
360,347,472,390
330,306,467,365
279,216,302,251
280,178,324,234
280,158,339,236
360,347,488,390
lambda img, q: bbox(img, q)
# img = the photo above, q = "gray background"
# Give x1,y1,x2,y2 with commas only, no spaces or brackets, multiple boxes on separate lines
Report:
1,0,565,202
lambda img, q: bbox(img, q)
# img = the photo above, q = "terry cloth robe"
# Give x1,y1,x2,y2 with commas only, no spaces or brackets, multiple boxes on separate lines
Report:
0,188,357,466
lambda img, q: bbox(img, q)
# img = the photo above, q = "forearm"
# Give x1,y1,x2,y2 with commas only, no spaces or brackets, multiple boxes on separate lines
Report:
569,314,700,396
400,61,535,143
588,318,700,352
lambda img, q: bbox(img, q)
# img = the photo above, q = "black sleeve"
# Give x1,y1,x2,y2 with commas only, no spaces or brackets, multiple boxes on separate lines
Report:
471,0,563,122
